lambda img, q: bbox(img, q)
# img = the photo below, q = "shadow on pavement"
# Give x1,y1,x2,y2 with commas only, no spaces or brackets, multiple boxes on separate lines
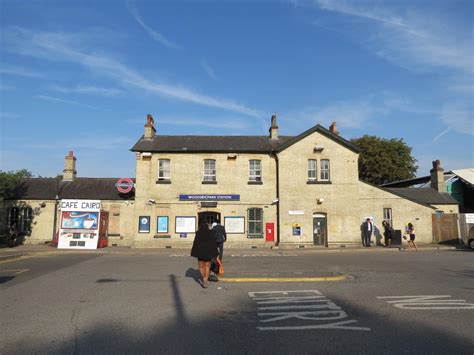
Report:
184,267,201,285
3,277,473,355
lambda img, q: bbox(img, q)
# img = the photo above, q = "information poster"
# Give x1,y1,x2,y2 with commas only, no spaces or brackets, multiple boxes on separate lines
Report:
292,223,301,236
176,217,196,233
58,199,101,250
157,216,169,233
139,216,151,233
224,216,245,234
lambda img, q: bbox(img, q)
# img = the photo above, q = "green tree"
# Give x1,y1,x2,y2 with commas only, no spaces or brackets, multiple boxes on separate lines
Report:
350,135,417,185
0,169,33,200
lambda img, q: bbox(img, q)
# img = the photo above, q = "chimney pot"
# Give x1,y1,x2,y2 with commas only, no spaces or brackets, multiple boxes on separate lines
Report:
269,113,279,140
144,114,156,139
430,159,445,192
329,121,339,136
63,151,77,181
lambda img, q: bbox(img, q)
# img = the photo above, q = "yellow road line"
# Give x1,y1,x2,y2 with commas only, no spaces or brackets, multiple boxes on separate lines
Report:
0,252,58,265
219,275,347,282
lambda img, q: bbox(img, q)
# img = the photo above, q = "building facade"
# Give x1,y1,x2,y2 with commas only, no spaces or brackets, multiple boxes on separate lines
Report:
4,114,459,248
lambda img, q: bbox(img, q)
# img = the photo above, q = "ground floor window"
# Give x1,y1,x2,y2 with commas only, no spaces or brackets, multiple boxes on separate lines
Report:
7,207,33,234
248,208,263,238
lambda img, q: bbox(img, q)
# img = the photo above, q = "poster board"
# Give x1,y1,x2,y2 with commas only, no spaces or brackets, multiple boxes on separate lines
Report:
139,216,151,233
157,216,169,233
58,199,101,250
224,216,245,234
176,216,196,233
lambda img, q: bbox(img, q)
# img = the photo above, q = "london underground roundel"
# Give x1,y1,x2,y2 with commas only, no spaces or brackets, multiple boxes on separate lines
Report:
116,178,134,194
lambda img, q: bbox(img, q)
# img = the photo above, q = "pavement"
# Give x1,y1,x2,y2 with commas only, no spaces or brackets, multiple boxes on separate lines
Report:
0,242,460,263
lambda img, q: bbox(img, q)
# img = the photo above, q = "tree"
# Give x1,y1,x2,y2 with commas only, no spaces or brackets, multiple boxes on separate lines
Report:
350,135,417,185
0,169,33,200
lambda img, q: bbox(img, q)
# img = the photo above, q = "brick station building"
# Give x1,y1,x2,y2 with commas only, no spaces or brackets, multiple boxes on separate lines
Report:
3,114,458,248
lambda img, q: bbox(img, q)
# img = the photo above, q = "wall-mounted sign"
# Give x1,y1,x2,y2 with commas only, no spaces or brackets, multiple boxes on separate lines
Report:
465,214,474,223
157,216,169,233
116,178,134,194
292,223,301,236
176,216,196,233
201,202,218,208
61,199,101,212
289,210,304,215
179,194,240,201
224,216,245,234
139,216,150,233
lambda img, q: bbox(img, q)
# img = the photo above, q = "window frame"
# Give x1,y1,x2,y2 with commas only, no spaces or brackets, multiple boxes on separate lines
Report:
158,159,171,181
247,207,263,238
8,206,33,235
383,208,393,226
249,159,262,182
320,159,330,181
203,159,216,182
308,159,317,182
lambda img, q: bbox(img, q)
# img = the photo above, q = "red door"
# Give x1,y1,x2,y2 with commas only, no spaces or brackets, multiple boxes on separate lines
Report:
265,223,274,242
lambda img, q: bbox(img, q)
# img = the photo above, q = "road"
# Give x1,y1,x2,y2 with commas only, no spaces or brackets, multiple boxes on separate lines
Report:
1,248,473,354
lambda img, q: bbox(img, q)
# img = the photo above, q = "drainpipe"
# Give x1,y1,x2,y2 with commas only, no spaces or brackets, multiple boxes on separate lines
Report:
272,152,281,246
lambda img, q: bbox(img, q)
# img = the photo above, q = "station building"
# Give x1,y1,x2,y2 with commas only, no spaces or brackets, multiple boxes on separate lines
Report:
4,114,458,248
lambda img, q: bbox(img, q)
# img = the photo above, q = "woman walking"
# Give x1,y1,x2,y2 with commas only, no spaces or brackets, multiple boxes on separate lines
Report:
406,222,418,251
191,220,219,288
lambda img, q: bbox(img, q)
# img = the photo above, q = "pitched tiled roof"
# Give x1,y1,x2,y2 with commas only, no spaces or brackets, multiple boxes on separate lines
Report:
7,178,135,201
386,187,458,205
131,135,294,153
130,125,360,154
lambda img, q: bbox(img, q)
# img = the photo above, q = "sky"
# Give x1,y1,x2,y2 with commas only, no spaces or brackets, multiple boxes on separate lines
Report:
0,0,473,179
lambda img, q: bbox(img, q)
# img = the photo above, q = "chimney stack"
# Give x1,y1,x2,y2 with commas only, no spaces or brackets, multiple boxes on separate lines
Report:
63,151,77,181
430,160,445,192
269,113,279,140
144,114,156,139
329,121,339,136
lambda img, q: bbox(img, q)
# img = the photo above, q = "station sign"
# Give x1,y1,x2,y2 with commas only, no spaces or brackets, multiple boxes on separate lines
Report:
179,194,240,201
116,177,134,194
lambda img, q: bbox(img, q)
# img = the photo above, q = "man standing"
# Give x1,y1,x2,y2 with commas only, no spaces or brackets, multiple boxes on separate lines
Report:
212,221,227,260
363,218,373,247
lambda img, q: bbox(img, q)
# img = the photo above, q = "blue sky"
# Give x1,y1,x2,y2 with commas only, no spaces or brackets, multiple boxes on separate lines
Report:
1,0,472,178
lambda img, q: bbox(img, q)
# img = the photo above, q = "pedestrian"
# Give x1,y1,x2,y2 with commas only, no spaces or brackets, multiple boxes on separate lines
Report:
190,220,219,288
211,221,227,261
382,220,393,247
362,218,373,247
405,222,417,251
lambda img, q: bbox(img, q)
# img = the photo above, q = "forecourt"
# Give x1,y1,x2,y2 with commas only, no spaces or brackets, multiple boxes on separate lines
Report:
1,248,473,354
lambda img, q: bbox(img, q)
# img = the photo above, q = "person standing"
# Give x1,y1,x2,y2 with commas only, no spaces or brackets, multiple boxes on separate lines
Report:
406,222,418,251
363,218,373,247
382,220,394,247
212,221,227,261
191,220,219,288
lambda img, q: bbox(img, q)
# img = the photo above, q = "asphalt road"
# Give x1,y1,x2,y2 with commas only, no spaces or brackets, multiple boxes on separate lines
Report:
1,249,473,354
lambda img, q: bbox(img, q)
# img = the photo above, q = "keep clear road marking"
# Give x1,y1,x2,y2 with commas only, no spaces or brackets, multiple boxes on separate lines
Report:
377,295,474,310
248,290,371,331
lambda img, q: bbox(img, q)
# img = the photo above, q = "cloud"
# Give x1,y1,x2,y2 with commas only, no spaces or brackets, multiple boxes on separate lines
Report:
34,95,97,109
433,127,451,142
126,0,181,50
125,116,250,130
23,134,132,150
200,60,219,81
440,102,474,136
312,0,472,74
51,84,123,96
0,66,45,78
4,27,262,118
283,92,437,132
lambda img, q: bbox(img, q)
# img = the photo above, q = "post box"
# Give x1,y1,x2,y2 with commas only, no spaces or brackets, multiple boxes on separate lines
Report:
266,223,275,242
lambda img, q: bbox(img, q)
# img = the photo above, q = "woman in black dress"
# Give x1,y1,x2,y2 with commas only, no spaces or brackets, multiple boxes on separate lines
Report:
191,220,219,288
382,220,393,247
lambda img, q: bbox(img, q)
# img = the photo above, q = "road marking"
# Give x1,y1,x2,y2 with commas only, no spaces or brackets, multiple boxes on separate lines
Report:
377,295,474,310
1,269,30,274
169,253,298,257
220,275,346,282
0,252,60,264
249,290,370,331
